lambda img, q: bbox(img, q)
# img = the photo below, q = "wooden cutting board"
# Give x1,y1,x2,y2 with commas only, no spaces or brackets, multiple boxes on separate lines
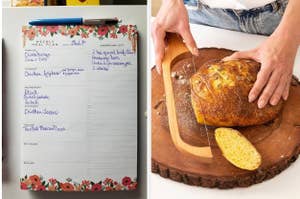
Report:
151,35,300,189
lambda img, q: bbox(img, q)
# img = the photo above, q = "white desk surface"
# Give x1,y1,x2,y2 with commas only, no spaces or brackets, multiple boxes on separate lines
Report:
150,22,300,199
2,6,147,199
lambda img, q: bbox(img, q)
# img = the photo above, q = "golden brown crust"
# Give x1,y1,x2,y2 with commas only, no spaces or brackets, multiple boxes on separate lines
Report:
190,59,283,127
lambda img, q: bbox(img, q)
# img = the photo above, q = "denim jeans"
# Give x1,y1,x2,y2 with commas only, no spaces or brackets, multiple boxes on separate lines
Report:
184,0,288,35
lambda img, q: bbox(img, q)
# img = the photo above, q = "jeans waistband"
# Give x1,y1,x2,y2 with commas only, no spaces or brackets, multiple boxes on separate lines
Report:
190,0,288,12
231,0,287,15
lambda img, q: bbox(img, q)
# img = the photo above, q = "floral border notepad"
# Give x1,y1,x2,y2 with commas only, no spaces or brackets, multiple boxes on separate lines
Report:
20,24,138,191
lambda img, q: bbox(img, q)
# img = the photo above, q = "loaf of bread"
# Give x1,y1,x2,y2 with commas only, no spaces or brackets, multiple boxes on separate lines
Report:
190,59,283,127
215,127,262,170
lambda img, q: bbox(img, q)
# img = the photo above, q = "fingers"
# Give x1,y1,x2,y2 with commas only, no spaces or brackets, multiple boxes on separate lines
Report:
179,27,199,56
283,75,292,100
270,75,287,106
223,50,258,61
248,65,272,103
257,71,281,109
151,22,166,75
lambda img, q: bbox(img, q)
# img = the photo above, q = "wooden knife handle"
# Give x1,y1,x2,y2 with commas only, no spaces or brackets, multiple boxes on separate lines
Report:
161,33,213,158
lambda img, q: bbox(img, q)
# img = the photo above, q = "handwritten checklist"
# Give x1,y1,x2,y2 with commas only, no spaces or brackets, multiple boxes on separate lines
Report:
20,25,138,192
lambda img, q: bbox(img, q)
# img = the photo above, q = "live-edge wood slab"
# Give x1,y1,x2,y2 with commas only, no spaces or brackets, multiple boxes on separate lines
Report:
151,44,300,189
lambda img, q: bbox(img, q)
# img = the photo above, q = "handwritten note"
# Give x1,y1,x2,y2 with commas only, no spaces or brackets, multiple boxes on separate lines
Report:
92,48,135,71
21,25,138,191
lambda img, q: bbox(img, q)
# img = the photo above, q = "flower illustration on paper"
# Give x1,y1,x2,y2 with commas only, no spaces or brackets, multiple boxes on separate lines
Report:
66,177,72,182
122,176,132,186
128,182,138,190
20,174,137,192
38,26,49,36
23,24,137,40
29,175,41,186
23,23,138,52
103,178,113,185
109,25,116,31
48,185,56,191
115,184,123,191
81,180,90,186
68,27,78,37
119,25,128,34
91,183,102,191
105,186,113,191
27,28,36,40
60,182,75,191
88,26,95,33
20,182,28,190
59,26,68,35
75,184,83,191
81,32,89,38
36,185,46,191
97,26,109,36
48,178,57,185
110,33,118,39
23,178,31,186
47,26,59,34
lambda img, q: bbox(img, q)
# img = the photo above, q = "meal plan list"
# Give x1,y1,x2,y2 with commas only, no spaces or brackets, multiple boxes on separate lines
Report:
20,25,138,192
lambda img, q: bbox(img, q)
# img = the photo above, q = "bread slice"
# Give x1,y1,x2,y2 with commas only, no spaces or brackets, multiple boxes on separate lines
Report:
215,127,262,170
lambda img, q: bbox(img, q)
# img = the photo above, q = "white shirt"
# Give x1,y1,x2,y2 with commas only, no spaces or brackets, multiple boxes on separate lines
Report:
200,0,276,9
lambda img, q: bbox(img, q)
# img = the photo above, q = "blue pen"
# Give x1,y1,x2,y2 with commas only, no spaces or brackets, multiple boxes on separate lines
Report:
29,18,119,26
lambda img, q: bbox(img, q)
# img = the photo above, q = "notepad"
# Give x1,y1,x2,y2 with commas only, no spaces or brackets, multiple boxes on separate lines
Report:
20,24,138,191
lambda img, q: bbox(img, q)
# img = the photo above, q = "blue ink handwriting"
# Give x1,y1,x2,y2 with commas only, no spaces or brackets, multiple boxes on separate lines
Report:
25,49,51,62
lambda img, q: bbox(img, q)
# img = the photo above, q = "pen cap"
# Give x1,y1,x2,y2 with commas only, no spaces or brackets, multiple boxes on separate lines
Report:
83,18,119,25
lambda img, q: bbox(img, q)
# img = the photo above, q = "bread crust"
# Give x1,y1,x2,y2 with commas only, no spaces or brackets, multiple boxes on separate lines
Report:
190,59,283,127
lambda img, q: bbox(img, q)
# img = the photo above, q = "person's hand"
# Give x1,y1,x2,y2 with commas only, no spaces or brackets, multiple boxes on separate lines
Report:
224,33,298,109
152,0,199,74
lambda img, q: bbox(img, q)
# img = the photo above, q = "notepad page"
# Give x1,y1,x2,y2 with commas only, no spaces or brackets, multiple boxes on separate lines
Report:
20,25,138,192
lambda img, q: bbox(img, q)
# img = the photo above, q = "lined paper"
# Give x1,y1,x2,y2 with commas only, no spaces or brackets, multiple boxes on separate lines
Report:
20,25,137,191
